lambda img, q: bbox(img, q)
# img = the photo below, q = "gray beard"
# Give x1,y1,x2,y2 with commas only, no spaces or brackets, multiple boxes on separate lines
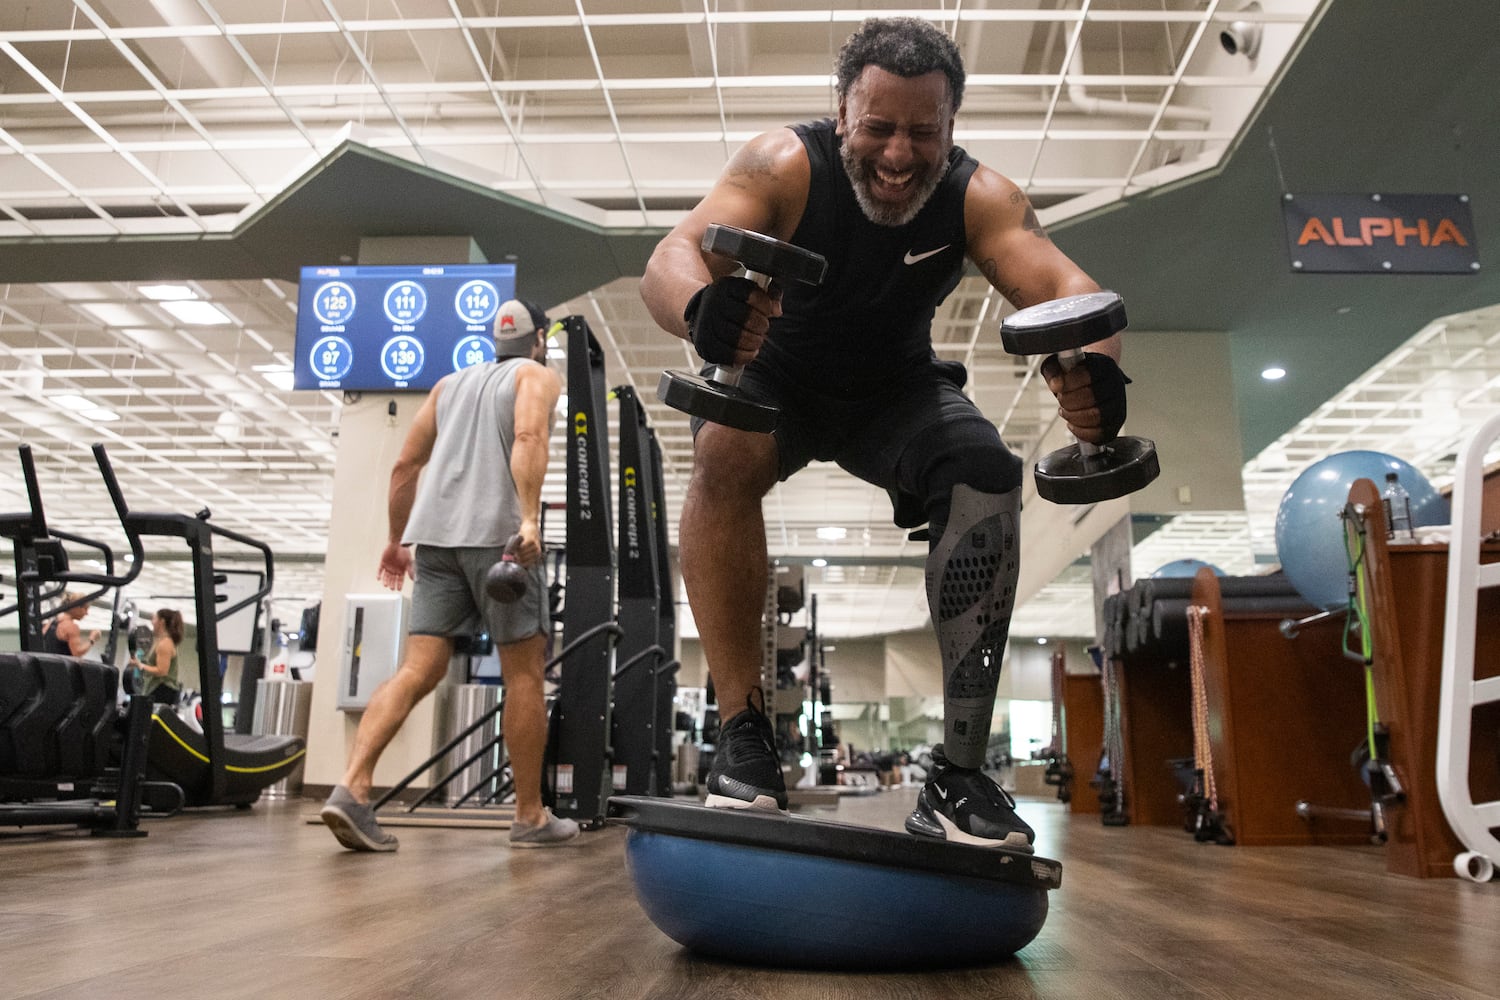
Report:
840,141,950,228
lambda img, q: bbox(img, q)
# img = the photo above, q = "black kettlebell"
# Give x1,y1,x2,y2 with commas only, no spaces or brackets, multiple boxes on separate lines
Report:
130,623,154,658
484,535,528,604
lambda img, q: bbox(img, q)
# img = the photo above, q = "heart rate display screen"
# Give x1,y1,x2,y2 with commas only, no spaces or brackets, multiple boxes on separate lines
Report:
294,263,517,391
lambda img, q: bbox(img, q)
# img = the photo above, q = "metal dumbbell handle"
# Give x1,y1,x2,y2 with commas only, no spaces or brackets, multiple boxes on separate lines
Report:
1054,347,1103,460
708,268,771,388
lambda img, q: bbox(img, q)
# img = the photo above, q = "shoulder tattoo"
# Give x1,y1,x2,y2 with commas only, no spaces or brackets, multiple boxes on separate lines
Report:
1009,190,1050,240
725,147,778,190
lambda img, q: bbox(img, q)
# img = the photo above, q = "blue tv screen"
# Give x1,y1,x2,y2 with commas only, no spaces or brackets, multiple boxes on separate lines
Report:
293,263,517,391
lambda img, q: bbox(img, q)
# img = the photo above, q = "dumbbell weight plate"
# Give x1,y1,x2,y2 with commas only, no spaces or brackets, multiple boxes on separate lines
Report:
657,370,778,434
1034,435,1160,505
999,291,1127,355
701,224,829,287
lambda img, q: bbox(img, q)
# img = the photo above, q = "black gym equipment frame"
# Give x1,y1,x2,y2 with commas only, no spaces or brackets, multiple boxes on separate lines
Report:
545,315,618,825
87,445,305,808
648,430,678,795
610,385,679,797
0,445,156,836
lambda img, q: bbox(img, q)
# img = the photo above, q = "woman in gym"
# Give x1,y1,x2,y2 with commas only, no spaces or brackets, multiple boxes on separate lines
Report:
40,593,101,658
129,608,185,706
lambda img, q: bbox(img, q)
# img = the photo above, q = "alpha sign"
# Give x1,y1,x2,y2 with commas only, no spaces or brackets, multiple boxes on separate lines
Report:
1282,193,1478,274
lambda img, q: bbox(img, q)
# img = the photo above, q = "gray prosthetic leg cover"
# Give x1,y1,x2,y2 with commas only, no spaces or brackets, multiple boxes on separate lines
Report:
925,484,1021,769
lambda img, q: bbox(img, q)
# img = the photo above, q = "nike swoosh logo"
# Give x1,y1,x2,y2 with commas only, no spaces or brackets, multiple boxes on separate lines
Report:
903,245,950,265
935,784,948,800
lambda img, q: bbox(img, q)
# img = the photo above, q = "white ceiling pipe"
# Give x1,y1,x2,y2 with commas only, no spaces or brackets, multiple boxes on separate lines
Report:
1066,30,1212,124
0,95,1086,132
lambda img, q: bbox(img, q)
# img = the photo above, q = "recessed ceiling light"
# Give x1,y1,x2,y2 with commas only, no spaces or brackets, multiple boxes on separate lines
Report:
811,558,828,567
138,283,195,301
1261,366,1287,381
50,393,95,412
261,370,295,391
815,526,847,541
1037,637,1048,644
162,300,231,325
78,302,142,327
81,407,119,423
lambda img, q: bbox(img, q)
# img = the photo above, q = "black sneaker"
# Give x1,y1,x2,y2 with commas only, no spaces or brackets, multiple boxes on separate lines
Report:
705,695,787,811
905,745,1035,852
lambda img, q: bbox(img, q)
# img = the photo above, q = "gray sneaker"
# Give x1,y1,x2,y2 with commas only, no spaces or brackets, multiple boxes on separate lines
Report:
508,808,581,848
320,785,399,852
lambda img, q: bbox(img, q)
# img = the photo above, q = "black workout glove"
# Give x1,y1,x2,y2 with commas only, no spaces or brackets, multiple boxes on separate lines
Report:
1041,351,1131,443
684,275,758,366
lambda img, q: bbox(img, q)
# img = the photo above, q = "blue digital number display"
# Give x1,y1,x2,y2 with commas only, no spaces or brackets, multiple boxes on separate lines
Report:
293,263,517,391
308,335,355,382
455,280,502,326
381,335,426,384
311,282,357,325
452,334,496,371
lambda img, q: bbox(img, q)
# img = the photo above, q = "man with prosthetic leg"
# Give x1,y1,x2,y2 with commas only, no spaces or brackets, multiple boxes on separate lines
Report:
907,482,1030,849
641,17,1136,850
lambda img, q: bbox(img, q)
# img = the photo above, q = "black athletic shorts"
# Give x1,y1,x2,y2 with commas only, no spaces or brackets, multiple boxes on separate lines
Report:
690,356,1019,527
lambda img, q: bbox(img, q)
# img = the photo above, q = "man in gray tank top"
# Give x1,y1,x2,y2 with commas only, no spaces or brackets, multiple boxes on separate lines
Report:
321,299,579,851
642,18,1134,852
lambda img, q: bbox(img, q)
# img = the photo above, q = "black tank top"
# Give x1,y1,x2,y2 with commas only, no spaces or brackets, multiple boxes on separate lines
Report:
38,620,72,655
758,118,978,398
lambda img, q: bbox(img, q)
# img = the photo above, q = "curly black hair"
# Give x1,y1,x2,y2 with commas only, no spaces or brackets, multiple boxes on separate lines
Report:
834,17,966,112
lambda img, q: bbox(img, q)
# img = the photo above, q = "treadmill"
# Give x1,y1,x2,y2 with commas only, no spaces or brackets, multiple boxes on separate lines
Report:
90,445,306,807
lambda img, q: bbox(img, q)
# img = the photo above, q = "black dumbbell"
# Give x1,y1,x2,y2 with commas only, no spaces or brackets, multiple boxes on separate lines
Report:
657,224,827,433
1000,290,1160,504
484,535,527,604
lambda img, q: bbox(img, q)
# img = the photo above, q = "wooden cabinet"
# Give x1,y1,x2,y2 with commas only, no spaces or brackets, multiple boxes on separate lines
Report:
1190,570,1372,845
1061,673,1104,815
1349,477,1500,877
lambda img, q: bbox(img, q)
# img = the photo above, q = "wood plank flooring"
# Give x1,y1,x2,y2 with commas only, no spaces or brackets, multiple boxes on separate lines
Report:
1,789,1495,999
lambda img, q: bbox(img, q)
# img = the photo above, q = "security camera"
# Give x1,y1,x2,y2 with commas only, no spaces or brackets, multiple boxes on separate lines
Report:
1219,20,1261,58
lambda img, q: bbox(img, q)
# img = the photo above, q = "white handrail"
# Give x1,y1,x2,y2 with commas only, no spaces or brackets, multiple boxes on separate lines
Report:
1437,412,1500,882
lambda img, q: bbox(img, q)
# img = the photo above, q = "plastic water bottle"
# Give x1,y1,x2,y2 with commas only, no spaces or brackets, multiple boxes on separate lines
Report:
1382,472,1415,542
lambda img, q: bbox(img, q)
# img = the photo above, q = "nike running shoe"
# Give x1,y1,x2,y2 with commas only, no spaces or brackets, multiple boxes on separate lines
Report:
905,744,1035,851
704,694,787,811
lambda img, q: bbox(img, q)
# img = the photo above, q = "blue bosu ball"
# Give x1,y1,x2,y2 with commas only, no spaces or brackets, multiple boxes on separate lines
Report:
613,797,1059,970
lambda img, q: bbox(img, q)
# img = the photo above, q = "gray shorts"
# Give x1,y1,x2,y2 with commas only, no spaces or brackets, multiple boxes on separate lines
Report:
408,545,548,646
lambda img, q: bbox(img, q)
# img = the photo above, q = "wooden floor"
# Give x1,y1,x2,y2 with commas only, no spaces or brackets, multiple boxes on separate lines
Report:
1,788,1496,999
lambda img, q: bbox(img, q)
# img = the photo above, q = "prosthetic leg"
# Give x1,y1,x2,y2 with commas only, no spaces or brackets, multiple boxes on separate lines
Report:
906,485,1033,849
929,484,1020,767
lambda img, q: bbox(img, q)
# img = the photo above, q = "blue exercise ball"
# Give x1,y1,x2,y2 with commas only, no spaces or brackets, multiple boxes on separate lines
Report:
1150,559,1225,579
1274,450,1449,610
